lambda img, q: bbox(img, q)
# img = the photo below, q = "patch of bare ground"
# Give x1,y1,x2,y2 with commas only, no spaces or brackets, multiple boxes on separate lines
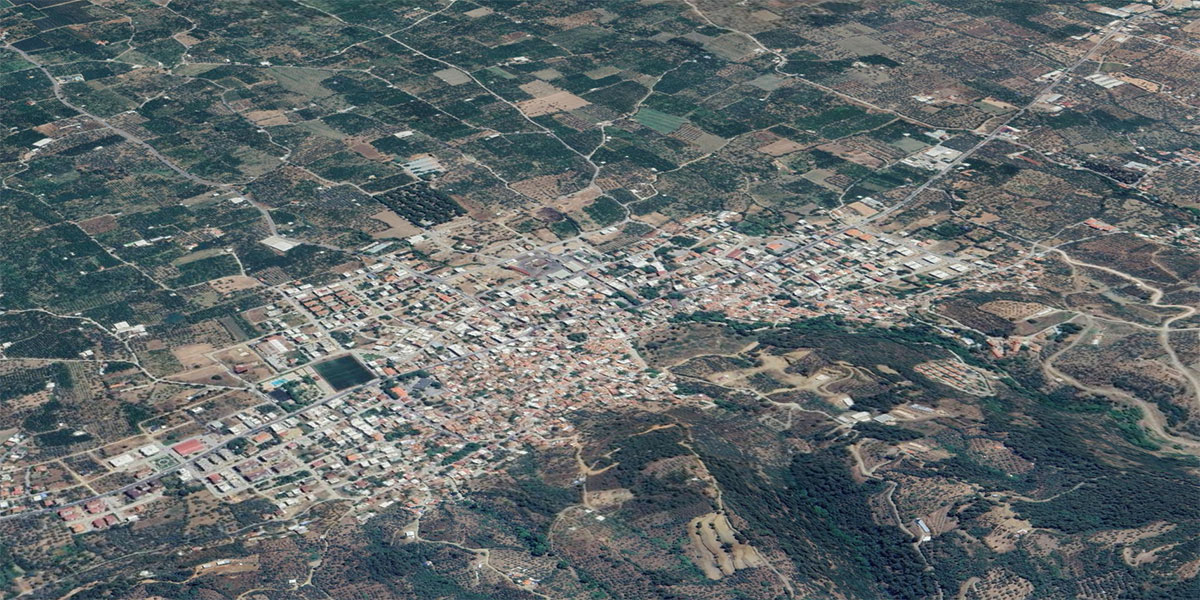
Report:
685,512,766,580
922,503,959,537
77,215,117,235
979,504,1034,554
583,488,633,510
1090,521,1174,547
167,364,240,387
966,438,1034,474
965,567,1034,600
369,209,421,239
891,472,974,524
209,276,261,293
184,491,225,534
213,345,275,382
169,343,217,371
1124,542,1179,567
979,300,1053,320
516,91,591,118
638,323,755,368
92,435,152,460
245,110,289,127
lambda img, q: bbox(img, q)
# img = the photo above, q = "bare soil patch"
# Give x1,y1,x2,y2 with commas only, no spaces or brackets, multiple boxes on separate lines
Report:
370,209,421,238
686,512,765,580
210,276,260,293
517,91,591,117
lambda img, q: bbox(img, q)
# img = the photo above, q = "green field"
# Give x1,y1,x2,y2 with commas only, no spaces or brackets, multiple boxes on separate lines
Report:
633,108,687,134
313,355,374,390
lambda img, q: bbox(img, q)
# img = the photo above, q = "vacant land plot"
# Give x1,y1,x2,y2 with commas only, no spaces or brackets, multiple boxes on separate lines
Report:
268,67,335,98
210,276,262,293
979,300,1053,320
370,209,421,239
517,91,591,117
634,108,686,134
686,512,765,580
170,343,217,371
758,138,805,156
433,68,471,86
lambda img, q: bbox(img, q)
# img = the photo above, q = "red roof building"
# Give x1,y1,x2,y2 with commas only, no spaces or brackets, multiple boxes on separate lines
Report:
172,439,206,456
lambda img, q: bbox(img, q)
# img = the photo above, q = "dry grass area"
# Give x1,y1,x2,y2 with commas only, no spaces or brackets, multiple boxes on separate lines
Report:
980,504,1033,554
349,141,386,161
892,474,974,526
921,503,958,536
184,491,227,534
370,209,421,239
1178,555,1200,579
686,512,765,580
979,300,1052,320
966,567,1034,600
1124,542,1178,567
245,110,289,127
542,9,600,28
509,173,579,202
169,343,217,370
816,142,885,168
683,348,860,407
93,435,152,460
214,345,275,381
77,214,118,235
756,138,805,156
29,461,79,492
548,183,603,214
915,359,993,396
202,557,260,576
210,276,260,293
1090,521,1174,547
966,438,1034,475
637,324,754,368
704,353,787,387
168,364,238,387
432,68,471,85
584,488,633,509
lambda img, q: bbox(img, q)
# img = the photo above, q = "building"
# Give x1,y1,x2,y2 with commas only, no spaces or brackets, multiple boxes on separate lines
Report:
172,439,206,456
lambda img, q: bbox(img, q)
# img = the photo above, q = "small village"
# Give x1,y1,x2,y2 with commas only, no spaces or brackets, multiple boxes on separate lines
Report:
7,196,1188,537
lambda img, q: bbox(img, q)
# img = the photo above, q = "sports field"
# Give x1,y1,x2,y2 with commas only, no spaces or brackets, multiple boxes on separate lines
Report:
313,355,374,391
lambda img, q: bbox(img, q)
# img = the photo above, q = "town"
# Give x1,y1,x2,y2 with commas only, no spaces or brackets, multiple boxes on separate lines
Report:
4,196,1193,537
